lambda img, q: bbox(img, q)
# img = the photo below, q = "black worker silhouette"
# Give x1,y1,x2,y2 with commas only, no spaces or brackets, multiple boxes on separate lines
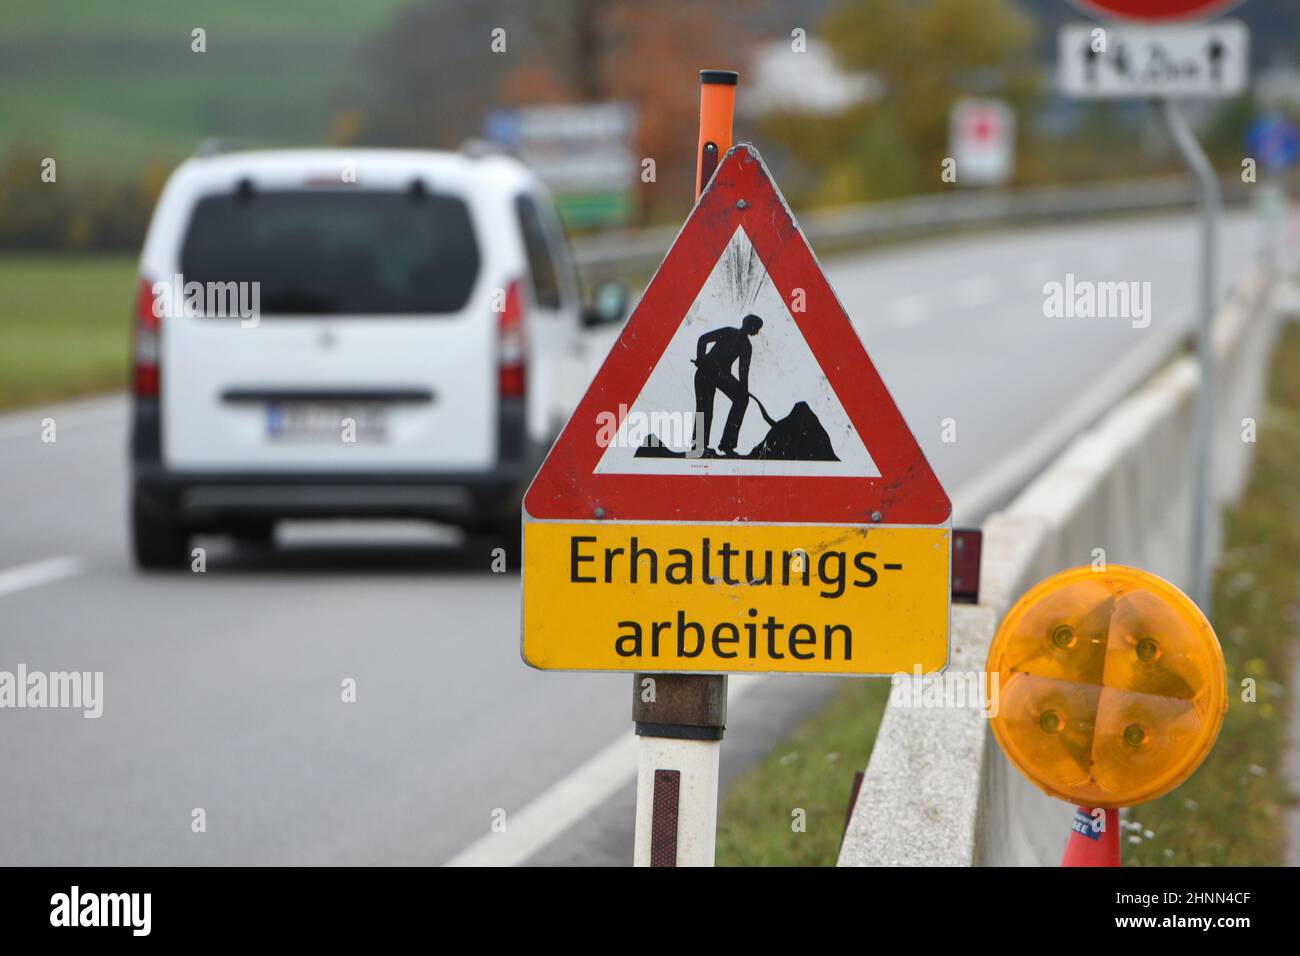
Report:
634,312,839,463
690,313,762,456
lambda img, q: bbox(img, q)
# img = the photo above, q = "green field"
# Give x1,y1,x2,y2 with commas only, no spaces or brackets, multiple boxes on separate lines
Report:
1,0,403,34
0,0,408,175
0,254,136,409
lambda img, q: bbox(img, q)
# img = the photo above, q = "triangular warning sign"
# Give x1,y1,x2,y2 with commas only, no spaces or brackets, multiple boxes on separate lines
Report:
525,144,949,526
594,225,878,479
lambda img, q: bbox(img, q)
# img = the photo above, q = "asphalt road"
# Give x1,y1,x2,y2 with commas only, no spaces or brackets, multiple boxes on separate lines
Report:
0,210,1259,865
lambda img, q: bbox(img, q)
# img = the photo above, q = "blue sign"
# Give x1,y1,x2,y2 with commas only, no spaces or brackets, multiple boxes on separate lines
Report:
1071,808,1103,841
483,109,523,149
1247,114,1300,172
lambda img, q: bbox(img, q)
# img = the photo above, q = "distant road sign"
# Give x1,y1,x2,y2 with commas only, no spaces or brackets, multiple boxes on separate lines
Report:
1246,114,1300,171
521,144,951,676
950,98,1015,187
1070,0,1243,21
1058,20,1248,98
484,102,637,228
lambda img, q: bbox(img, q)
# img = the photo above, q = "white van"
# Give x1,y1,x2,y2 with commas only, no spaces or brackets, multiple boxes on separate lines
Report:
130,147,623,568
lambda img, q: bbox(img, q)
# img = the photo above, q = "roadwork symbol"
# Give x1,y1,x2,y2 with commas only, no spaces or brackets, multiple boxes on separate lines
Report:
522,144,951,675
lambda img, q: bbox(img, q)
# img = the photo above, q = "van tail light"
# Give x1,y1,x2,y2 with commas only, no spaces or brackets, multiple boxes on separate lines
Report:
133,277,161,397
498,279,526,398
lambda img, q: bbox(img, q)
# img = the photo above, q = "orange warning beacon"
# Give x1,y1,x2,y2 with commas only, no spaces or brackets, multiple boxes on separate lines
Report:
986,566,1227,864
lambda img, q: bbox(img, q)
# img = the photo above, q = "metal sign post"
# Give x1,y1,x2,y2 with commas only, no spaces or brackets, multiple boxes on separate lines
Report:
1162,98,1220,611
631,69,737,868
519,71,951,866
1057,10,1250,613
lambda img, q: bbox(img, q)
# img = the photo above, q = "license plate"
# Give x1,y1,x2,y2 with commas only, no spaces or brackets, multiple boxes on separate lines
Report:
266,402,387,442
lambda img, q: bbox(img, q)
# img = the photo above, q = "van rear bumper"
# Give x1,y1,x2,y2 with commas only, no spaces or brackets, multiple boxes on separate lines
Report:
133,465,529,526
131,396,538,529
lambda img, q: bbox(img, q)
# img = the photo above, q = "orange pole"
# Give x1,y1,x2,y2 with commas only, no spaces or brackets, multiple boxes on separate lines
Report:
696,70,738,200
633,70,741,868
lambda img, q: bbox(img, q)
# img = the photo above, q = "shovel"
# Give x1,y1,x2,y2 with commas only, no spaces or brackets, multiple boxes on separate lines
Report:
748,391,778,428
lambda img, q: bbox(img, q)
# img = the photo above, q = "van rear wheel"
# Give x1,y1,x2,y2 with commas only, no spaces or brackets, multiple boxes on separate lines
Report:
132,495,190,570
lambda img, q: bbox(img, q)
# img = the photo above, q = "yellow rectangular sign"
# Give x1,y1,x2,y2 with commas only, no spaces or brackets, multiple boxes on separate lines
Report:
522,522,950,675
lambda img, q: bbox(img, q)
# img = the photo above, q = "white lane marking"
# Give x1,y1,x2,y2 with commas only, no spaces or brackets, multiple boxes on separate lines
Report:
0,557,85,598
443,674,762,867
954,273,997,308
885,294,929,327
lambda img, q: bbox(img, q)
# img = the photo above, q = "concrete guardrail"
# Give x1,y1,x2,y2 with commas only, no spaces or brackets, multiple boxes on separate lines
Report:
837,263,1287,866
572,175,1254,280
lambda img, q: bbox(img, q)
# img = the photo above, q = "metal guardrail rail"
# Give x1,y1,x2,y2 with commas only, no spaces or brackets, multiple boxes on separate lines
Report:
571,175,1252,279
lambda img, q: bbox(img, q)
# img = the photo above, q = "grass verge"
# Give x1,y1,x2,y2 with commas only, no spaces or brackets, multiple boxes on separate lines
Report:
1124,320,1300,866
715,679,889,866
0,254,135,410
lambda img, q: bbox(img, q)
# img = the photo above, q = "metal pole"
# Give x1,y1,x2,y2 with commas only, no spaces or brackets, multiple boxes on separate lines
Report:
631,69,738,867
1258,178,1286,269
631,673,726,866
1162,98,1219,613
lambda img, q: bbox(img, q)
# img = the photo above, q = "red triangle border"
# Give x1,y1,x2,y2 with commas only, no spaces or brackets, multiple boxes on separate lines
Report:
524,144,950,526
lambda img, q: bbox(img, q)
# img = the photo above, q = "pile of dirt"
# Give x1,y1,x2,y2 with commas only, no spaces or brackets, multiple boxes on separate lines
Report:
634,400,838,462
746,400,837,461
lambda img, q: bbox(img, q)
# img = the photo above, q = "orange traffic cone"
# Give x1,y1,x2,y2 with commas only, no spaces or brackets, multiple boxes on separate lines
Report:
1062,806,1120,866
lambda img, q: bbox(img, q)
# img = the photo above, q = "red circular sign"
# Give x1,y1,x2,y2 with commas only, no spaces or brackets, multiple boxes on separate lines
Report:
1070,0,1242,21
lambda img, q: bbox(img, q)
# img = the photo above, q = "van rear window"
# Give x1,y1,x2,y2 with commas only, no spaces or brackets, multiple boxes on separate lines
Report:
179,189,480,315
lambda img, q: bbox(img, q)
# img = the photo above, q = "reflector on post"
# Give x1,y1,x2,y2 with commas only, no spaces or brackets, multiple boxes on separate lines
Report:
986,566,1227,808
